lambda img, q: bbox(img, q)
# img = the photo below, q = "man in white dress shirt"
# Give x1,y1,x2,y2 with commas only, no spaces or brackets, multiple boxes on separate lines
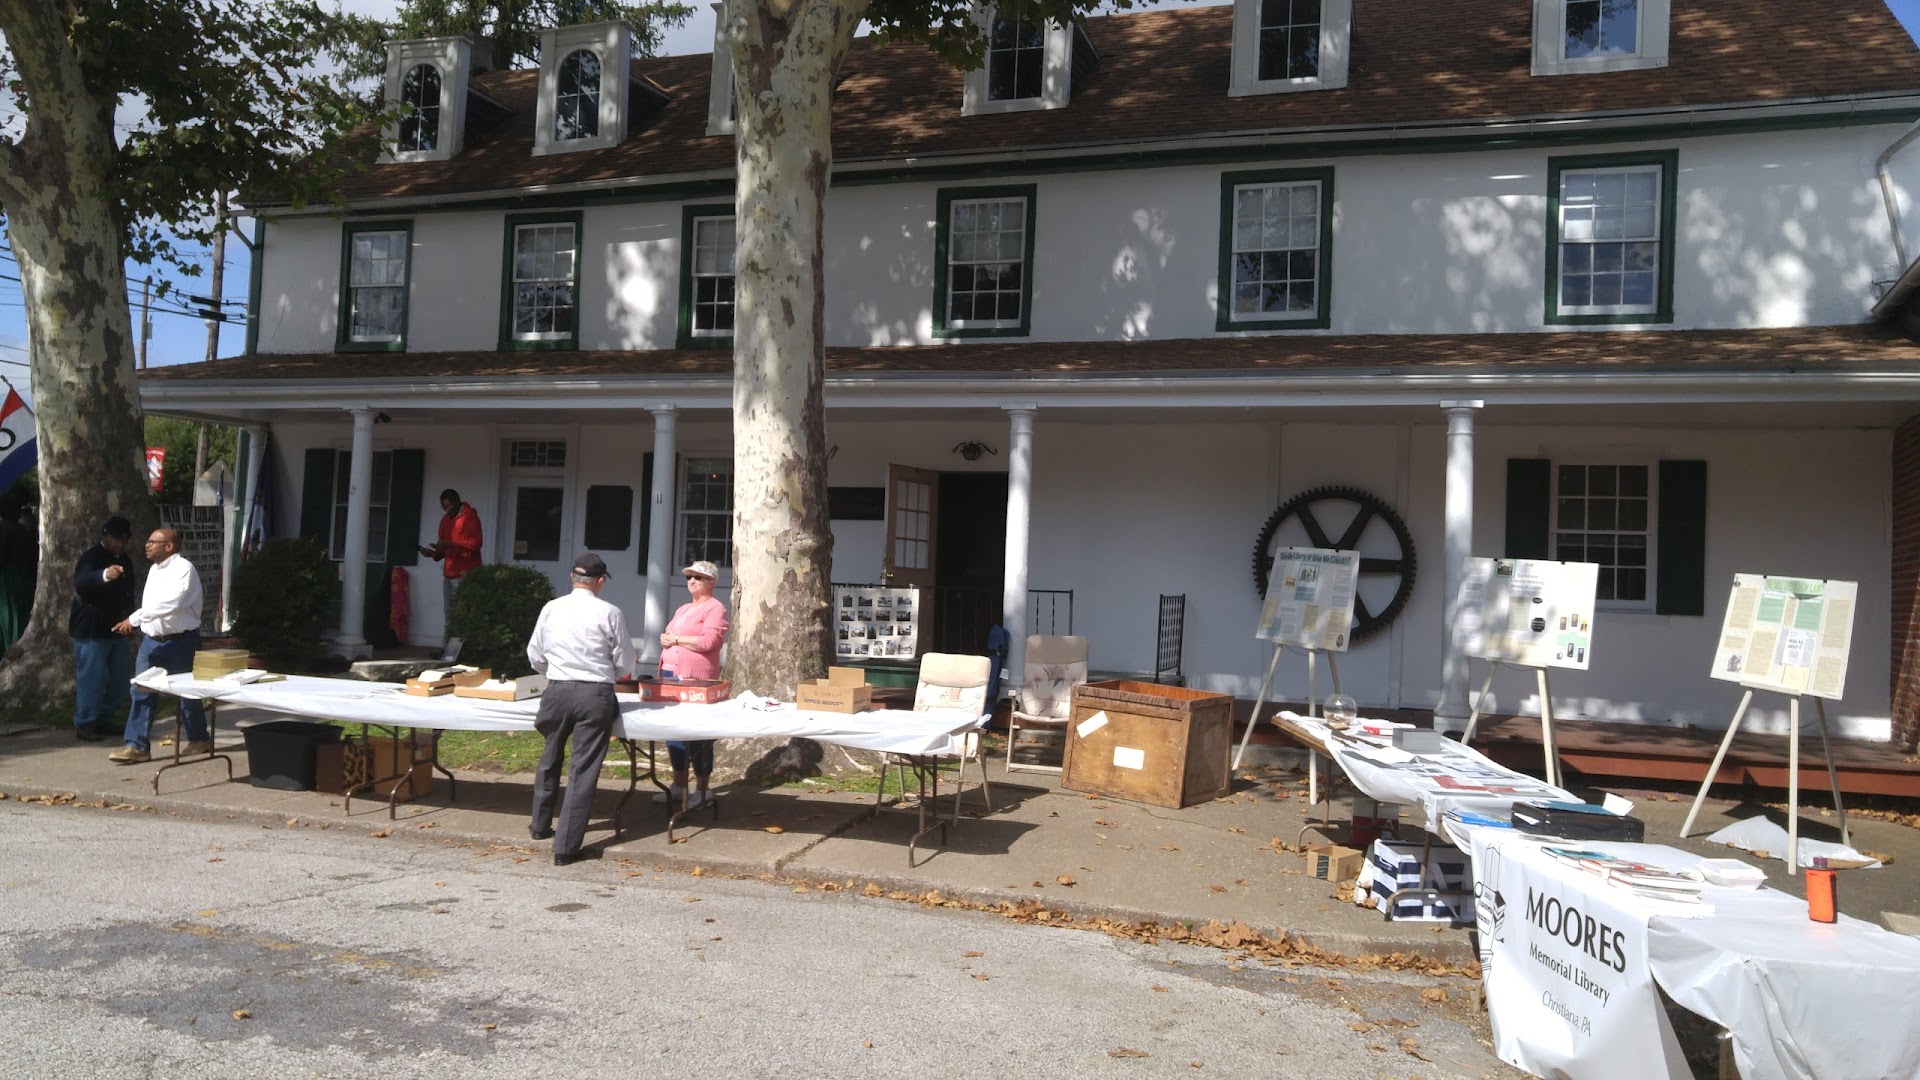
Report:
108,528,209,764
526,552,634,865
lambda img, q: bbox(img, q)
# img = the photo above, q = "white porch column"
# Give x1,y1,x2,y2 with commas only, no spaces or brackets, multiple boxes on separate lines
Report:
1000,405,1038,696
640,407,679,672
336,408,376,657
1435,399,1483,731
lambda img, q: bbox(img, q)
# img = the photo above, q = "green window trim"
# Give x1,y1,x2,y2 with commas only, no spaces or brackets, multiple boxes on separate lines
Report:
1544,149,1678,326
335,219,413,353
1215,166,1335,332
932,183,1038,339
676,202,735,349
498,209,585,351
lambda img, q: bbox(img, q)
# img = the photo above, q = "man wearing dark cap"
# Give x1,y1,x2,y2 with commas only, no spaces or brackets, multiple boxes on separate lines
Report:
69,516,136,742
525,552,633,865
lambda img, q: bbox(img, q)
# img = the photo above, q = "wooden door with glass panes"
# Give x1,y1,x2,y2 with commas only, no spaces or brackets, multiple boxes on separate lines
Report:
501,438,571,595
883,466,939,625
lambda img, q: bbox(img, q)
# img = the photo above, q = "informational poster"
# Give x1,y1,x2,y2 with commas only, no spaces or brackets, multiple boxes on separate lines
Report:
1711,574,1856,700
1256,547,1360,652
158,505,225,624
834,585,920,661
1456,558,1599,670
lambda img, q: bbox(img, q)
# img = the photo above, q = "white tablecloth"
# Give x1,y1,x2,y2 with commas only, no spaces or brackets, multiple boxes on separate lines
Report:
143,673,978,757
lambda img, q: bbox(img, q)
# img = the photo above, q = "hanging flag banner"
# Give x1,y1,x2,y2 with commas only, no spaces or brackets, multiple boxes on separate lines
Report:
145,446,167,493
0,380,37,492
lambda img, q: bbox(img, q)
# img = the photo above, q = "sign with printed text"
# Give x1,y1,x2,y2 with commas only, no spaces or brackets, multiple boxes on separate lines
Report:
834,585,920,662
1711,574,1856,700
1256,547,1360,652
1456,558,1600,670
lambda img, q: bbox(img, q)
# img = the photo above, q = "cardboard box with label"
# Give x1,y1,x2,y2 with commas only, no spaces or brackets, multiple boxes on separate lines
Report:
332,735,435,800
1303,842,1365,883
795,667,874,714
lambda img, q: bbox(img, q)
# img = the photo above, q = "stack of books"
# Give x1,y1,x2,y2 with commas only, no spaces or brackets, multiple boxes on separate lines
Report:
1543,846,1709,905
192,648,251,680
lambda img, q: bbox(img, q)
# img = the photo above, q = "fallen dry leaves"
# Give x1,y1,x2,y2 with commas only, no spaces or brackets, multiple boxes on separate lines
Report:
370,829,392,838
762,825,786,835
963,950,984,958
1056,874,1078,886
1420,987,1449,1004
1160,844,1181,852
1109,1047,1149,1059
232,1009,252,1020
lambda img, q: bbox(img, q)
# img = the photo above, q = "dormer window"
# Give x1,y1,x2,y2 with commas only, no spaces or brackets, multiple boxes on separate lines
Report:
380,38,472,163
1532,0,1669,75
555,49,602,140
962,10,1087,115
398,65,441,152
1229,0,1349,96
533,21,630,155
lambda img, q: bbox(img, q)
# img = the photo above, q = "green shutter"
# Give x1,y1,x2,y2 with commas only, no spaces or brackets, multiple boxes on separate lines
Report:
300,448,337,544
1657,460,1708,616
637,451,653,573
364,563,398,648
1505,459,1552,559
386,449,426,565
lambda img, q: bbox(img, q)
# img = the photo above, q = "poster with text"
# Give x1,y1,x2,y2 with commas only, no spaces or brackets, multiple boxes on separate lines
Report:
833,585,921,662
1710,574,1856,700
1456,558,1600,670
1257,547,1360,652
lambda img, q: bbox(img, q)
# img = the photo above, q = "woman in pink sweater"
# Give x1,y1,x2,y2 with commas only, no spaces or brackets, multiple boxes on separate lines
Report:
657,560,729,806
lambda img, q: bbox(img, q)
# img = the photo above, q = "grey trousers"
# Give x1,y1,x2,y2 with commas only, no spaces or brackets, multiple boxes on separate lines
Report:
530,680,619,858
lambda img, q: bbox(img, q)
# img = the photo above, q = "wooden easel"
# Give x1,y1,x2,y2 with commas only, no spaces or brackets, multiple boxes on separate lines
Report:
1459,660,1562,789
1233,642,1342,802
1679,688,1849,876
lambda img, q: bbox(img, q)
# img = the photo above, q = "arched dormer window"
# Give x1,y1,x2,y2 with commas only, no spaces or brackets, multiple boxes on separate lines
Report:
556,49,601,141
398,63,442,153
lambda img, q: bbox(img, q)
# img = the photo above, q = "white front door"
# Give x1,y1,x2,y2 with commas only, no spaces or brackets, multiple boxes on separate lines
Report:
501,438,572,595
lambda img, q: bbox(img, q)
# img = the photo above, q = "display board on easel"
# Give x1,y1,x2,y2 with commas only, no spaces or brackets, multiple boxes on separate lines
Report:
1683,574,1857,873
1455,558,1600,787
1235,548,1360,771
834,585,921,661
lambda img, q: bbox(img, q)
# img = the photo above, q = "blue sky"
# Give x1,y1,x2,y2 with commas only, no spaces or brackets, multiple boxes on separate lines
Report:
4,0,1919,406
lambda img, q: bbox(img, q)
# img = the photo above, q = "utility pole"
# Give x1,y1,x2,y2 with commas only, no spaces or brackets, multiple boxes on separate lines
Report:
204,192,227,365
137,278,151,369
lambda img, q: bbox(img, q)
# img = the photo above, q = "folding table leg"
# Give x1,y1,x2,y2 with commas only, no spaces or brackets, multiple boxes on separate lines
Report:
150,700,233,794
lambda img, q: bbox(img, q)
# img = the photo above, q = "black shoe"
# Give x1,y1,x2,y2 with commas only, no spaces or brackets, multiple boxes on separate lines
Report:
552,852,581,867
529,826,555,841
74,725,109,743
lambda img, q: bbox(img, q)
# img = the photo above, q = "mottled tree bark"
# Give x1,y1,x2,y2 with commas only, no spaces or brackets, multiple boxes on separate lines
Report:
721,0,863,699
0,0,157,712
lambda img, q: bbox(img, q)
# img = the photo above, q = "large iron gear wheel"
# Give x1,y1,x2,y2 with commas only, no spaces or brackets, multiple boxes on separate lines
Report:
1252,485,1417,643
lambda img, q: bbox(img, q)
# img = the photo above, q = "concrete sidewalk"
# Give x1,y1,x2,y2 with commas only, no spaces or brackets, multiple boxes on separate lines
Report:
4,720,1917,963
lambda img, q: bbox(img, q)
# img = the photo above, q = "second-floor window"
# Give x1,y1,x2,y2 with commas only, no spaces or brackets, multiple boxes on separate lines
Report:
987,16,1045,101
1217,167,1333,329
1258,0,1320,81
555,49,601,141
1565,0,1636,58
398,63,440,153
691,215,736,338
342,225,409,347
935,186,1036,337
506,217,580,346
1546,151,1674,324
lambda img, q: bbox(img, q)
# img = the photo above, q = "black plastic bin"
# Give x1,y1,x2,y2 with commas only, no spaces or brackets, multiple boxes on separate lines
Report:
242,721,342,791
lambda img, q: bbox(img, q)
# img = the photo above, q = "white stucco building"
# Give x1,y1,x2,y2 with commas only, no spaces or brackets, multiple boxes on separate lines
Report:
142,0,1920,750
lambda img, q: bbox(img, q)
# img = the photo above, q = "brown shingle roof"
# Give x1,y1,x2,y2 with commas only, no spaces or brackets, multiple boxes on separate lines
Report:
324,1,1920,205
139,325,1920,383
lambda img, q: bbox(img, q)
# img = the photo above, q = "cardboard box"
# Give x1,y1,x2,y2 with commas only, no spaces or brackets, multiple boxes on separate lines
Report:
192,648,251,679
340,735,435,801
1302,842,1364,882
405,668,491,697
795,667,874,713
453,674,547,701
634,678,731,704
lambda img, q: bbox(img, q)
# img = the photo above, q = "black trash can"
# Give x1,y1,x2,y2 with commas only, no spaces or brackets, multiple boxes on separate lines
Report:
242,721,341,791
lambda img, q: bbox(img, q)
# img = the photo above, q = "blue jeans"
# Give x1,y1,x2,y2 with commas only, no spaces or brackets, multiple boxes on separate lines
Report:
660,667,716,779
73,637,132,732
123,631,209,752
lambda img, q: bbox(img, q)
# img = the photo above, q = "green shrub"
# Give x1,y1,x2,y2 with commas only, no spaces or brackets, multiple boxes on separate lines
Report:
446,564,553,677
231,536,333,671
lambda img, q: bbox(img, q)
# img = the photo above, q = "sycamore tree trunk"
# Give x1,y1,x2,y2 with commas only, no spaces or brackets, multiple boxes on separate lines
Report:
0,0,157,714
722,0,863,698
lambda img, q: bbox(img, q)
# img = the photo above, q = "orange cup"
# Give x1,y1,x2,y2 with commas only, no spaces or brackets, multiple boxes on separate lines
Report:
1806,868,1838,923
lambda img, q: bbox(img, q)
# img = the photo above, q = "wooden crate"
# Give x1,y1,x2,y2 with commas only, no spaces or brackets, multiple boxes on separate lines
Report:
1061,680,1233,808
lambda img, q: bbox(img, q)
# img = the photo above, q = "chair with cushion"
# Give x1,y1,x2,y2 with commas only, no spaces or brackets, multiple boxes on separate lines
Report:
1006,635,1089,774
885,652,995,863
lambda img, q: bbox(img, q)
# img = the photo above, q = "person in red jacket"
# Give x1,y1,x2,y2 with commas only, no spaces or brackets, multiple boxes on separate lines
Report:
420,488,483,622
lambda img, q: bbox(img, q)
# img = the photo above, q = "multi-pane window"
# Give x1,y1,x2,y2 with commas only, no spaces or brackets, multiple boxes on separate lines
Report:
945,197,1028,329
691,216,736,338
329,451,393,561
345,228,407,344
1565,0,1636,58
680,457,733,569
986,16,1045,101
1229,180,1323,321
555,49,601,140
510,222,578,342
507,439,568,468
398,64,441,153
1554,464,1650,604
1257,0,1321,81
1557,166,1661,314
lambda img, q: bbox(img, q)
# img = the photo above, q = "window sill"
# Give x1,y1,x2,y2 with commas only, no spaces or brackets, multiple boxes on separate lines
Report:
335,339,406,353
1544,311,1673,327
1215,314,1332,332
935,324,1031,339
1227,75,1344,97
502,337,581,352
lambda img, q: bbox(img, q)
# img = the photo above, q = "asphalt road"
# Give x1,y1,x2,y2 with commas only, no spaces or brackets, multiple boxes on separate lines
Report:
0,802,1513,1079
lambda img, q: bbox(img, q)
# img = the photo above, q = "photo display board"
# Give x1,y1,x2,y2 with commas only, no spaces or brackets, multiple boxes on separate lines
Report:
1256,548,1360,652
1711,574,1856,700
1456,558,1600,670
834,586,921,661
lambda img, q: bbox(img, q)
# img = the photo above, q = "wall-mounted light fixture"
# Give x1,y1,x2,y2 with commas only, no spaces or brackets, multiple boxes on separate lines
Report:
952,440,999,462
